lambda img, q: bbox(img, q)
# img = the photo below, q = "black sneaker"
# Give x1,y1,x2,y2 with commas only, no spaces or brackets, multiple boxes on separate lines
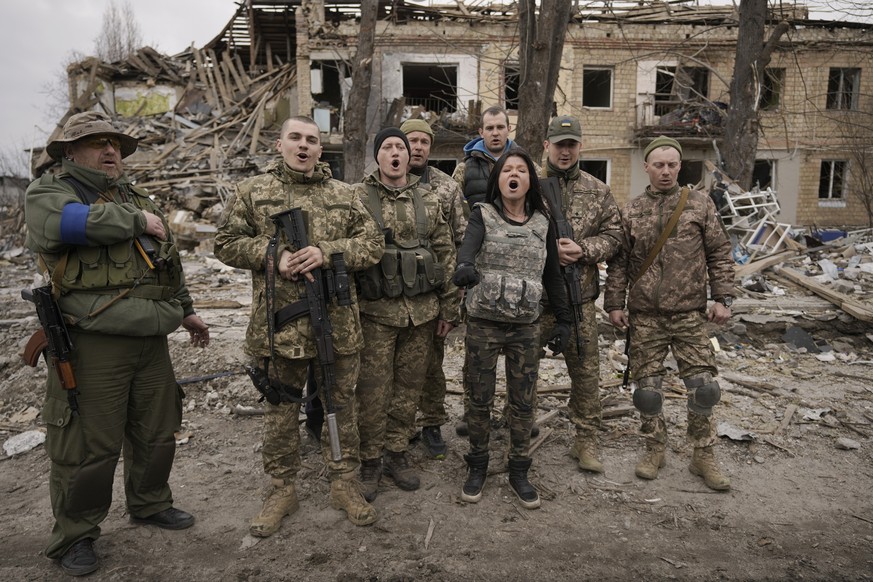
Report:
131,507,195,530
421,426,447,459
59,538,98,577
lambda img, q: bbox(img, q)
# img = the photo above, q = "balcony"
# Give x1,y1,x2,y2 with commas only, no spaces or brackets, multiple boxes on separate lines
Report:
635,94,726,140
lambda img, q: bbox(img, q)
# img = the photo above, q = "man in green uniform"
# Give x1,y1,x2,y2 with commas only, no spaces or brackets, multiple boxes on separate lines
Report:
400,118,466,459
355,128,459,500
605,136,734,491
24,111,210,576
540,116,623,472
215,116,384,535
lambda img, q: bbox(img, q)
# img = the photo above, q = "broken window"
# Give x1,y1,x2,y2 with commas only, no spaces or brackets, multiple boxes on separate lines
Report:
402,63,458,113
818,160,847,199
504,62,520,110
753,159,775,190
430,158,457,176
579,159,609,183
677,160,704,189
311,61,346,133
760,68,784,111
654,66,709,117
582,67,612,109
826,68,860,110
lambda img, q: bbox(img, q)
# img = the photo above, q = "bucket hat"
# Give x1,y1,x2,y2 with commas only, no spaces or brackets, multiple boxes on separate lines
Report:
46,111,138,161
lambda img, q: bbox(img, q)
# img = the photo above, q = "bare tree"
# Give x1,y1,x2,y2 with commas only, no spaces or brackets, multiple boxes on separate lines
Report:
0,143,31,180
720,0,789,189
514,0,573,162
95,0,143,63
342,0,378,183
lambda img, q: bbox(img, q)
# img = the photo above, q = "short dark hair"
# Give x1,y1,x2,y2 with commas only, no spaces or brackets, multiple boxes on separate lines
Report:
480,106,510,128
485,146,549,218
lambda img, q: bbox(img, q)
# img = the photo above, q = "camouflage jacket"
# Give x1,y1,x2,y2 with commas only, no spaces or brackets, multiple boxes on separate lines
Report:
214,161,384,359
541,165,623,302
604,185,734,316
354,171,460,327
417,165,467,245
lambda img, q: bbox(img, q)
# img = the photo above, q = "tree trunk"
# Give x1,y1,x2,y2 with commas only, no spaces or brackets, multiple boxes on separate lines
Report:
342,0,378,183
515,0,573,163
721,0,789,189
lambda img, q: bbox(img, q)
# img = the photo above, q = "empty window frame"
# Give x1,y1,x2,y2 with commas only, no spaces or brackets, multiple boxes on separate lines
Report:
819,160,847,199
826,68,860,110
654,66,709,117
402,64,458,113
582,67,613,108
678,160,704,189
753,159,775,190
579,159,609,183
504,62,520,110
760,68,784,111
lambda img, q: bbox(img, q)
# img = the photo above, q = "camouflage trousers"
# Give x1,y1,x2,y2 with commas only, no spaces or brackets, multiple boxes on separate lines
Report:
417,333,448,427
465,317,541,460
630,311,718,448
357,316,436,460
260,353,361,481
539,300,601,437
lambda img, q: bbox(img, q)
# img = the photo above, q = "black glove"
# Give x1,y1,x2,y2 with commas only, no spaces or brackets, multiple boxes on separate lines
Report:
453,263,480,287
544,322,571,356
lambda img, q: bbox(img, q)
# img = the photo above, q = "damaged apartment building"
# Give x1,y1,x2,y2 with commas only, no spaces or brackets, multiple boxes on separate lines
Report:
41,0,873,230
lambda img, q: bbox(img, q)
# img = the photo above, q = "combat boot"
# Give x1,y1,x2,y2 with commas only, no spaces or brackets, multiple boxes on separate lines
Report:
359,458,382,502
421,426,447,459
460,452,489,503
383,450,420,491
635,441,666,480
455,418,469,437
570,437,604,473
689,446,731,491
330,476,378,526
250,478,299,537
507,458,540,509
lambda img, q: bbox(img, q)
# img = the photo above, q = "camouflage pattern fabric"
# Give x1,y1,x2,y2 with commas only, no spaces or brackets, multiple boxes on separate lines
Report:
604,185,734,315
631,311,718,448
426,166,467,244
215,161,384,360
465,317,541,460
260,353,363,480
538,301,601,437
418,333,449,427
357,317,436,459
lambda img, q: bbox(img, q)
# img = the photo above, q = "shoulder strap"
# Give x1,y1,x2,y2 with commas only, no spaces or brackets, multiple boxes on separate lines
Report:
362,183,384,229
411,187,429,243
631,187,689,288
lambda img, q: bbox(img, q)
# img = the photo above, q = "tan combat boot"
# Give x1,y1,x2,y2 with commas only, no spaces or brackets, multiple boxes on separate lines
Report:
634,441,666,480
250,478,299,537
689,446,731,491
570,437,604,473
330,476,377,526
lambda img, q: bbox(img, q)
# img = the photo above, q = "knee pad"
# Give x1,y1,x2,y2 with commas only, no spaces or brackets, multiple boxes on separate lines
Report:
684,373,721,416
632,376,664,416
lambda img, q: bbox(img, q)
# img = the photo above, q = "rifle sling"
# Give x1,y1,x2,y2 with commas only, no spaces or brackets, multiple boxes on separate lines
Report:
631,187,689,289
274,299,309,331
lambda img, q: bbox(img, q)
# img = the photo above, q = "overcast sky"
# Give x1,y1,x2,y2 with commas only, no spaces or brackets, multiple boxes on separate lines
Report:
0,0,237,172
0,1,867,176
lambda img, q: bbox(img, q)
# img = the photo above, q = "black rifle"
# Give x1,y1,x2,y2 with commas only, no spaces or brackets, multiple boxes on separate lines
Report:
542,178,585,355
21,286,80,415
270,208,350,462
622,326,632,389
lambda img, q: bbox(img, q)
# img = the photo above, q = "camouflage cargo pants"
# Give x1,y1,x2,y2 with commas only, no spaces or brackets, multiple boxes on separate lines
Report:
357,316,436,460
465,317,541,460
539,300,601,437
629,311,718,447
260,353,362,481
417,333,448,427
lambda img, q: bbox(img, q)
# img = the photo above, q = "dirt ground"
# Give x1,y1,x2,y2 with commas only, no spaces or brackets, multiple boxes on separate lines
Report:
1,252,872,581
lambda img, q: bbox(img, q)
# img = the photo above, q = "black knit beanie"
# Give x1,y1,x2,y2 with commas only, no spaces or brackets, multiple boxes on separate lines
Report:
373,128,410,159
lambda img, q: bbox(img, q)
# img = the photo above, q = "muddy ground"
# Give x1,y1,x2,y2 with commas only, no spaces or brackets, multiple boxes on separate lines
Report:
1,252,872,581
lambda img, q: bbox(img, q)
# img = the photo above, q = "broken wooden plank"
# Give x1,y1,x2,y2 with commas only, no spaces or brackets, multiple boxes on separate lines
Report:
774,404,798,435
734,250,797,278
772,266,873,323
721,372,778,392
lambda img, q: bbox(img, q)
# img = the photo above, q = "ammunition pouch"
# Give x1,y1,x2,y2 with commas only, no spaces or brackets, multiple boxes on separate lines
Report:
357,242,444,300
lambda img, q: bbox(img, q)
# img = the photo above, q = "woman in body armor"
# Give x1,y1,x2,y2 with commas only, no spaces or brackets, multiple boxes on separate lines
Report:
452,147,572,509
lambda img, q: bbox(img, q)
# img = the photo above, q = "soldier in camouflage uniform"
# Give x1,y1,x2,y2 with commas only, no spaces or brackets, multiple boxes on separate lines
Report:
354,128,459,501
539,116,623,473
452,147,571,510
214,117,384,534
400,118,467,459
604,136,734,491
24,112,210,576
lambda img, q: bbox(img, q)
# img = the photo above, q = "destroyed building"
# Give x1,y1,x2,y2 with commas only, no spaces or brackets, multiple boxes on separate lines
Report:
35,0,873,231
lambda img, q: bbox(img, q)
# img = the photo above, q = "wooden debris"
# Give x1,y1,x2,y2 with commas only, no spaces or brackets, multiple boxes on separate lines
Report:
774,404,798,435
772,266,873,323
721,372,779,393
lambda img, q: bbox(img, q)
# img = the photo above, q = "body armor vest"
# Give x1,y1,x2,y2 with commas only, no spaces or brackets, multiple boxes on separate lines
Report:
465,204,549,323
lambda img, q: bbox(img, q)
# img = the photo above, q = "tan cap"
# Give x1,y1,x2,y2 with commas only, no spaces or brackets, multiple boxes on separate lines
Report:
546,116,582,143
400,118,434,138
46,111,138,161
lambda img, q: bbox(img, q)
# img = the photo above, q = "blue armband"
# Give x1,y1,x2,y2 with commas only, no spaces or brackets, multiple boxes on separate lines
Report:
59,203,90,246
